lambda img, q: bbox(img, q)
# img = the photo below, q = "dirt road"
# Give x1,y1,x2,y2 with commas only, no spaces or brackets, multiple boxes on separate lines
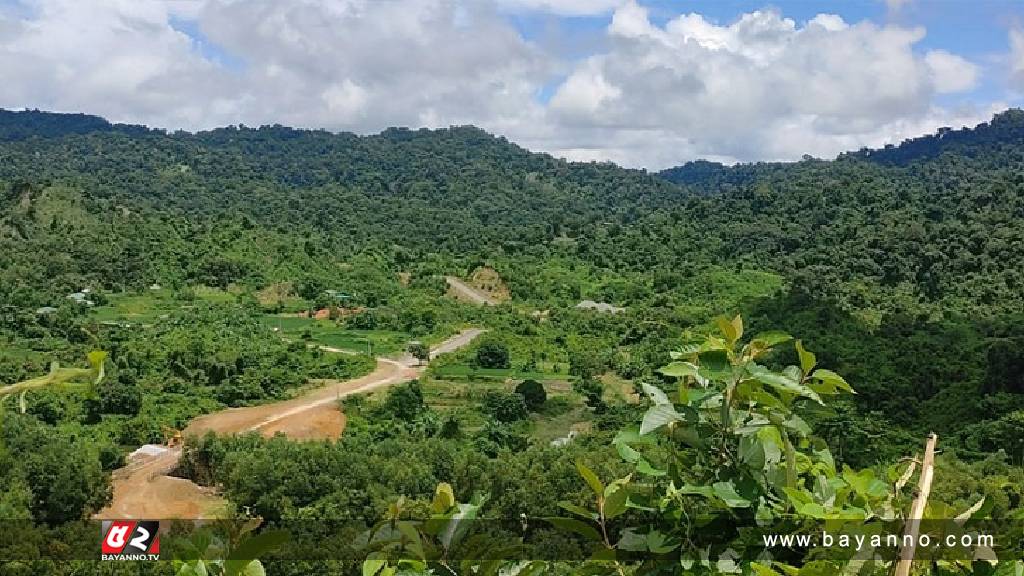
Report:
95,328,484,520
445,276,498,306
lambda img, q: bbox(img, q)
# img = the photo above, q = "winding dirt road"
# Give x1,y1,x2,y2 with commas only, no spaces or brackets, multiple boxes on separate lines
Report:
445,276,498,306
95,328,484,520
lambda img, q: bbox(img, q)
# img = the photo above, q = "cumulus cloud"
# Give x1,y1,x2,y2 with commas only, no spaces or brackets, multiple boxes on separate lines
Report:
924,50,979,93
542,2,990,166
493,0,624,16
0,0,998,168
0,0,550,132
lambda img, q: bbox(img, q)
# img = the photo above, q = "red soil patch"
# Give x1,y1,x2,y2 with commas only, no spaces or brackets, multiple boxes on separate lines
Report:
97,330,483,521
95,448,223,520
258,405,347,440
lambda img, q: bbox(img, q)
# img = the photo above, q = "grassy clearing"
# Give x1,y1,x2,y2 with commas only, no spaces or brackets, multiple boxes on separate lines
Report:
90,287,235,323
528,403,593,444
420,376,586,441
91,291,176,323
420,378,508,428
430,364,563,382
260,315,410,355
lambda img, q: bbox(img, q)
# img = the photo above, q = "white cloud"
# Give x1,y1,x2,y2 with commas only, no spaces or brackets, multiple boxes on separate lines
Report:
549,59,621,116
541,2,990,166
0,0,997,169
0,0,234,127
493,0,624,16
0,0,552,132
924,49,979,93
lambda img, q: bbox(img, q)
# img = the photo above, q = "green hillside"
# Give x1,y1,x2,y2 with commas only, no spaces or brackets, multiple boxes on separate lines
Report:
1,109,1022,573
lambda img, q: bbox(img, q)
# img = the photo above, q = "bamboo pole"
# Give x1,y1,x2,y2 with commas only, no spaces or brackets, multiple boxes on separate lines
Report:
895,433,938,576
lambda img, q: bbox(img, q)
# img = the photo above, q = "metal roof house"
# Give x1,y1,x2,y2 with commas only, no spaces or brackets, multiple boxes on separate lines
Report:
66,292,95,306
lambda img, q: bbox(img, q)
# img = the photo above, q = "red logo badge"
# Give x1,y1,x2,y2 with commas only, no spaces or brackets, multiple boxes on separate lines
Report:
101,521,160,560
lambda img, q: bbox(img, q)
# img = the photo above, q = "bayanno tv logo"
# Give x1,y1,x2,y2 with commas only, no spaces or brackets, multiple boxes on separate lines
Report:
101,520,160,561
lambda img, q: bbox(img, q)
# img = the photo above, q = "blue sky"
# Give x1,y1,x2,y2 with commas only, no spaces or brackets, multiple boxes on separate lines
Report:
1,0,1022,167
503,0,1022,106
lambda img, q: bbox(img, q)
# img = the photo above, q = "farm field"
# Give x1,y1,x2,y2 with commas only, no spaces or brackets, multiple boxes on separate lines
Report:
259,315,414,355
90,286,237,323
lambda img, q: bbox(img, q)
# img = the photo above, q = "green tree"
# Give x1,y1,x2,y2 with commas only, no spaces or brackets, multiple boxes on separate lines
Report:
481,391,528,423
474,340,510,370
382,380,425,420
90,377,143,416
408,341,430,365
514,379,547,411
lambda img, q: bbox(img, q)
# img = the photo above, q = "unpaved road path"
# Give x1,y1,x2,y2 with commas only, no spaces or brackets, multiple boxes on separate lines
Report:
445,276,498,306
96,328,484,520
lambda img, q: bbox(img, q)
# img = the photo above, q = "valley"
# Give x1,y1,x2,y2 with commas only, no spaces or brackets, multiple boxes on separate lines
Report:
1,109,1023,573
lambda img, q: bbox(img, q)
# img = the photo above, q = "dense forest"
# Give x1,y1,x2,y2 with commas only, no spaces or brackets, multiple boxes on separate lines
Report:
1,109,1023,574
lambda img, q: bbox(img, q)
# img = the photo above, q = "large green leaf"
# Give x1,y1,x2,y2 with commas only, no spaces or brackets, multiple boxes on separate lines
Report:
795,340,816,374
697,349,731,380
747,364,823,405
614,440,642,463
640,382,671,406
558,501,597,520
751,331,793,348
738,435,765,470
640,404,683,435
431,483,455,514
658,362,699,379
603,485,629,519
363,559,386,576
674,484,714,498
810,369,854,394
715,315,743,344
616,529,647,552
636,459,666,477
547,518,601,542
645,530,677,554
841,467,888,500
575,461,604,498
712,482,752,508
240,561,266,576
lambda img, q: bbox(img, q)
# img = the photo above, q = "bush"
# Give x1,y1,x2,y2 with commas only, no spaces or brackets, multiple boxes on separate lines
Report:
482,391,528,423
574,378,606,413
475,340,510,369
515,379,547,411
439,415,462,439
382,380,425,420
474,421,528,456
90,378,143,416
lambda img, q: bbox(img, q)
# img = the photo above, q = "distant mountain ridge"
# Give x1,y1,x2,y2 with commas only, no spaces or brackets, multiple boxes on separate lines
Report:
658,108,1024,187
0,109,155,141
2,107,1023,320
7,107,1024,173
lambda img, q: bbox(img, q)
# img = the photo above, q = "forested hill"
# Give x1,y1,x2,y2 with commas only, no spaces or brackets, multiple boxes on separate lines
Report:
0,109,152,141
2,108,1024,321
660,109,1024,184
